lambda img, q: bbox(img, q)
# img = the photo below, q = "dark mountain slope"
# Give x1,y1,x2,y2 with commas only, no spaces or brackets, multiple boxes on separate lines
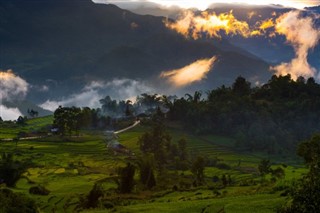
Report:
0,0,271,102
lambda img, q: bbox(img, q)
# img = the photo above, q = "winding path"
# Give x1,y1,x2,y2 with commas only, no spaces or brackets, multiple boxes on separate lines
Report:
114,120,140,134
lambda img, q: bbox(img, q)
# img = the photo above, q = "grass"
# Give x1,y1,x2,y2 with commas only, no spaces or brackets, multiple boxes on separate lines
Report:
85,193,285,213
0,134,124,212
0,118,307,212
0,115,53,139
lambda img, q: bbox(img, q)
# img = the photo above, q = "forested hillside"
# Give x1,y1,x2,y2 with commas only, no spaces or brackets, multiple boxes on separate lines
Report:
167,75,320,154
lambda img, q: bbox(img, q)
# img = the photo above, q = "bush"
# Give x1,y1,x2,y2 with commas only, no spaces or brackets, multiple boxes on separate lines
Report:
0,153,27,187
216,163,231,170
0,188,38,212
29,185,50,195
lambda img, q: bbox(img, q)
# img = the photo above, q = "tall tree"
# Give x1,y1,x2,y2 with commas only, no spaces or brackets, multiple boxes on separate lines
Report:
191,156,205,184
281,134,320,212
232,76,251,96
138,154,156,189
117,163,136,193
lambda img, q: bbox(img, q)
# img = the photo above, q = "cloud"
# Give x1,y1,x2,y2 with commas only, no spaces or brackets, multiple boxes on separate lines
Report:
165,10,251,39
0,105,22,121
271,11,320,80
160,56,217,87
0,69,28,101
93,0,320,10
40,79,154,111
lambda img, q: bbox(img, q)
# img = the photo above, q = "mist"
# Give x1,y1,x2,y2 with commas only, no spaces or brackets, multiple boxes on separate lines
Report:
272,11,320,80
40,79,155,111
0,105,22,121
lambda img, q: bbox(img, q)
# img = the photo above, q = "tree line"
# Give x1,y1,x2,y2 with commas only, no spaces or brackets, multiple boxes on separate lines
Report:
166,75,320,154
52,74,320,154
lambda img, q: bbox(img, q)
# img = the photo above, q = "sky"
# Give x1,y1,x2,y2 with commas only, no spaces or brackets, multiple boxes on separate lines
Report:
93,0,320,10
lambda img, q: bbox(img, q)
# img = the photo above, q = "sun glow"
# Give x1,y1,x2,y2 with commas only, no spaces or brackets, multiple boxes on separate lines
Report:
150,0,318,10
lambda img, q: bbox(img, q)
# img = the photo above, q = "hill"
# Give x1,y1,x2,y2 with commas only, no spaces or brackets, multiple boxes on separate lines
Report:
0,0,271,103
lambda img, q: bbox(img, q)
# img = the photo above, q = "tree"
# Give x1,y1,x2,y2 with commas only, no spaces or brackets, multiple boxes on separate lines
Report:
258,159,271,177
271,167,285,180
221,174,228,187
0,188,38,213
138,122,171,167
0,153,25,187
117,163,136,193
232,76,251,96
177,138,188,161
280,134,320,212
125,100,133,117
138,154,156,189
16,116,27,125
185,91,202,103
191,156,205,184
99,96,117,115
27,109,38,118
53,106,82,135
86,183,104,208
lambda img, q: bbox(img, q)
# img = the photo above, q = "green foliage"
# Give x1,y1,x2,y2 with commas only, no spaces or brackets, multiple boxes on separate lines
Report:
138,122,171,168
0,188,38,213
53,106,112,135
191,156,205,185
29,185,50,195
138,154,156,189
169,74,320,154
0,153,26,187
117,163,136,193
177,138,188,161
280,134,320,212
271,167,285,180
232,76,251,96
17,116,27,125
258,159,271,176
77,183,105,210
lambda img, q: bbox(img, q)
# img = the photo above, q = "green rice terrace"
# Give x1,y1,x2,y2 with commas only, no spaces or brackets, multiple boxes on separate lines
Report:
0,115,308,213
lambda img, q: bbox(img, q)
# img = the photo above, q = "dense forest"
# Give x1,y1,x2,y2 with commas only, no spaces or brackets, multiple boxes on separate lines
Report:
47,74,320,155
167,75,320,154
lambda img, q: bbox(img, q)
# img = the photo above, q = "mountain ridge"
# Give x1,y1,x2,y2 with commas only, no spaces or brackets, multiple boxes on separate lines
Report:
0,0,271,104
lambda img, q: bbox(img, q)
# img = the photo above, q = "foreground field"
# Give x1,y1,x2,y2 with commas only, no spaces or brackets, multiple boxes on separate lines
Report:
0,118,307,212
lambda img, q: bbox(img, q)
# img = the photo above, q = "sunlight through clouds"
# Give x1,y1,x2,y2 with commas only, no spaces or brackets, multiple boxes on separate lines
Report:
93,0,320,10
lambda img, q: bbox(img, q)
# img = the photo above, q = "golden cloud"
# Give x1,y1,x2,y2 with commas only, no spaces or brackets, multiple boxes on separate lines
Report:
160,56,217,87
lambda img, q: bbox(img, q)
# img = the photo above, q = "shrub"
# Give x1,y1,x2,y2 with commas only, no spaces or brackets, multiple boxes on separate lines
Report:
0,188,38,212
29,185,50,195
216,163,231,170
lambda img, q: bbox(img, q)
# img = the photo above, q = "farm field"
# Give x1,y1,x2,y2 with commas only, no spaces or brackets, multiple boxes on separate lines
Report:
0,116,53,139
0,117,307,212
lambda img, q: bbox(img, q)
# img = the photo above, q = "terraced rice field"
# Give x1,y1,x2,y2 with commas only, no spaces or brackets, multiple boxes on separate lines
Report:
0,118,306,212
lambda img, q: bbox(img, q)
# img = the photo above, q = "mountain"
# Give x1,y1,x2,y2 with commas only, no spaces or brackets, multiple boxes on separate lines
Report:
2,100,52,118
129,3,320,67
206,4,320,67
0,0,271,104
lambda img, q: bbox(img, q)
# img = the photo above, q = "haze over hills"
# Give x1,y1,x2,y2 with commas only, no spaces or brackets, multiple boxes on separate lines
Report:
1,0,320,120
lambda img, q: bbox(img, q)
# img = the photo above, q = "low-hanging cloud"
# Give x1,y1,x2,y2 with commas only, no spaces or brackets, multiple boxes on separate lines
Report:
160,56,217,87
271,11,320,80
40,79,155,111
0,70,28,120
0,105,23,121
0,69,28,100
